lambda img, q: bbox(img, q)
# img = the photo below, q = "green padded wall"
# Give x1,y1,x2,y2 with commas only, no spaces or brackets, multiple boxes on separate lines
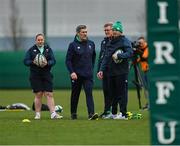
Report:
0,51,137,89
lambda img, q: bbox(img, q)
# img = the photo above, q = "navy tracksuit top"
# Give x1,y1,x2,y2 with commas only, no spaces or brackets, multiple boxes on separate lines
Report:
23,44,56,76
100,35,133,76
65,36,96,78
97,37,110,72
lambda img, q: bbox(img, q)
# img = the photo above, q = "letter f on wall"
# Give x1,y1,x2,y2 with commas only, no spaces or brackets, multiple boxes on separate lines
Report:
156,82,175,104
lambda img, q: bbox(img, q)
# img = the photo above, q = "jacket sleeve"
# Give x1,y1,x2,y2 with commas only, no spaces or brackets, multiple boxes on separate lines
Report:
99,44,114,72
47,48,56,67
92,42,96,68
23,49,33,66
65,43,74,74
97,41,103,72
117,40,133,59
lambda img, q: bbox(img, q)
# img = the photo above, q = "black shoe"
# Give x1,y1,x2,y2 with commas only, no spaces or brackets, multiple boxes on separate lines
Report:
71,113,77,120
99,112,106,118
99,111,111,118
89,113,98,120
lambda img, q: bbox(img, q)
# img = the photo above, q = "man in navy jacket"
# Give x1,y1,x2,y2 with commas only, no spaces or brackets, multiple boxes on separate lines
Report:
97,22,113,118
97,21,133,119
66,25,98,120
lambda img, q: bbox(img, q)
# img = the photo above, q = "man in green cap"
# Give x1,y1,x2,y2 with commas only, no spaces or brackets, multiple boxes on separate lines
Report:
97,21,133,120
112,21,123,33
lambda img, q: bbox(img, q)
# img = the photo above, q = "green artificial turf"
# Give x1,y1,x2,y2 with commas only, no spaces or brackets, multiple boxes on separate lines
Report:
0,89,150,145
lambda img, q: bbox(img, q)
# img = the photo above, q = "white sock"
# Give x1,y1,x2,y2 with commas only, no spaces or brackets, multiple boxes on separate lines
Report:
36,112,40,116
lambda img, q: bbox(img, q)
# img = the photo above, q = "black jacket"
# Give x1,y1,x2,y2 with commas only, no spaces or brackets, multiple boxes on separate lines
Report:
23,44,56,76
100,35,133,76
97,37,110,72
65,36,96,78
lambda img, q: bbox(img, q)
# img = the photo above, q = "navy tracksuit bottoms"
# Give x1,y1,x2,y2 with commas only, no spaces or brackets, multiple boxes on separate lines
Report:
102,73,111,113
70,76,95,117
109,74,128,116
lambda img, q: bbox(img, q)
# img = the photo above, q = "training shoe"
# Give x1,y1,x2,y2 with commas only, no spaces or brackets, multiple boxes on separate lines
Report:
103,113,113,119
34,113,41,120
113,113,128,120
99,112,106,118
113,115,128,120
71,113,77,120
51,112,63,119
100,111,111,119
89,113,98,120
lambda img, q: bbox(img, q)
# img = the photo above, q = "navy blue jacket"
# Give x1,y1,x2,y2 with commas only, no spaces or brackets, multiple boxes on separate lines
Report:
65,36,96,78
23,44,56,76
100,35,133,76
97,37,110,72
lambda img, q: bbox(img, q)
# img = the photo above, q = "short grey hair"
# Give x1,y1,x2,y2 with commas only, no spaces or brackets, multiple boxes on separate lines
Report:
76,25,87,33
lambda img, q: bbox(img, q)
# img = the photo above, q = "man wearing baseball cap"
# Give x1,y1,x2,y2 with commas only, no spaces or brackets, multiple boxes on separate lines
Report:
97,21,133,120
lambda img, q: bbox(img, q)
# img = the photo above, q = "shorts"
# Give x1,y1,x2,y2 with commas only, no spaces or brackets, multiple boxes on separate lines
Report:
29,74,53,93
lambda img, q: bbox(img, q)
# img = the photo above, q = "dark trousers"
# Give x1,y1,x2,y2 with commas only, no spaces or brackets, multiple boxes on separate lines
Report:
70,76,95,117
109,74,128,116
102,73,111,112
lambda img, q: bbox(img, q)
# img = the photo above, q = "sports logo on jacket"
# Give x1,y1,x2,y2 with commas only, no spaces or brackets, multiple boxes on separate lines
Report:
89,45,92,49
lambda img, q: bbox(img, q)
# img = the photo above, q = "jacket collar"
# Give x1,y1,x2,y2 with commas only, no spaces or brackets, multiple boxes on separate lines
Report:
74,35,88,44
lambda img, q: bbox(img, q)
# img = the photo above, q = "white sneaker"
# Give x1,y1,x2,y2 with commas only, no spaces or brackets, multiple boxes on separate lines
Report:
34,113,41,120
51,112,63,119
103,113,113,119
113,113,128,120
110,114,117,119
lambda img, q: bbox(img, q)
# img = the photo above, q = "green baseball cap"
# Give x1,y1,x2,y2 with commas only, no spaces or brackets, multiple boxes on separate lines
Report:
112,21,123,32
